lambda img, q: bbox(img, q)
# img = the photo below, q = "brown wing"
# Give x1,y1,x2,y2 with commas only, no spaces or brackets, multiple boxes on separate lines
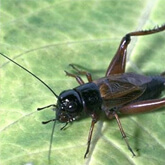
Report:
94,73,151,108
99,80,143,99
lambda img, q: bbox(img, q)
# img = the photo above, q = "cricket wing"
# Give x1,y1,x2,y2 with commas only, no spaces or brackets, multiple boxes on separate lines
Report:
94,73,151,108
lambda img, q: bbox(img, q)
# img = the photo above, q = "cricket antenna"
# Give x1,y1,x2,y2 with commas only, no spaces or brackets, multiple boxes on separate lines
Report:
0,52,58,98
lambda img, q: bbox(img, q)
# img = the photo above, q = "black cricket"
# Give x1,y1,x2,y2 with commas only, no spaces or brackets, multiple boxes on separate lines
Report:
1,24,165,160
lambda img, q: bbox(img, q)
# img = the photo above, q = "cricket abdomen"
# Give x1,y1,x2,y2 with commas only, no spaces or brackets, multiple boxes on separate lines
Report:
134,76,165,102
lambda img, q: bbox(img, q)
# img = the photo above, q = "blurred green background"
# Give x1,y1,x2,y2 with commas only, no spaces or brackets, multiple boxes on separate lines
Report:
0,0,165,165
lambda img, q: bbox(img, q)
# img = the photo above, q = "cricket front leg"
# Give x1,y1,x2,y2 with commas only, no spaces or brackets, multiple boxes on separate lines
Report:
119,98,165,114
106,24,165,76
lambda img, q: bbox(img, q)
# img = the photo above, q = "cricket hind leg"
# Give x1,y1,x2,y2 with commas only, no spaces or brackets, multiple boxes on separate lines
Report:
114,97,165,156
106,24,165,76
119,98,165,114
105,96,165,156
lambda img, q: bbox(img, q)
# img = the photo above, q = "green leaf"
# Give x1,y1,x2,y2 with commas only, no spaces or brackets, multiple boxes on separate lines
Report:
0,0,165,165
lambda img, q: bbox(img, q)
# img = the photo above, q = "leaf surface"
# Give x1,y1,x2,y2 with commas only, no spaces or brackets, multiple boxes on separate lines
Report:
0,0,165,165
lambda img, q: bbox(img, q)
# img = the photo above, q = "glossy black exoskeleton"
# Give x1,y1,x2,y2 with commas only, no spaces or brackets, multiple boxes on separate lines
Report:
56,83,102,123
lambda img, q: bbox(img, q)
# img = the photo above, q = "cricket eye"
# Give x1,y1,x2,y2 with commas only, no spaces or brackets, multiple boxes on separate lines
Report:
67,101,77,112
